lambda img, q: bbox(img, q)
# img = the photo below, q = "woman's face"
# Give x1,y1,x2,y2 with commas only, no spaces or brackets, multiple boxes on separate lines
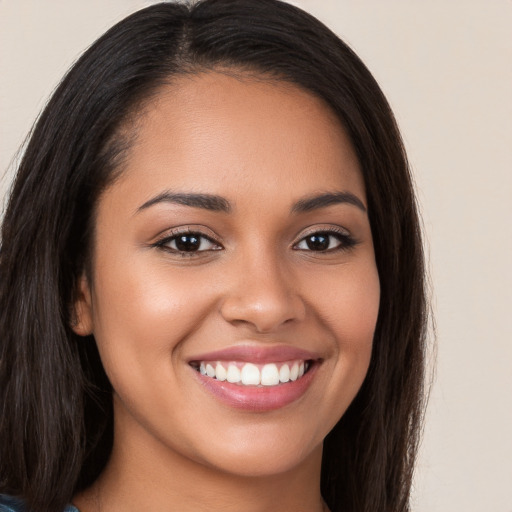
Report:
74,72,380,478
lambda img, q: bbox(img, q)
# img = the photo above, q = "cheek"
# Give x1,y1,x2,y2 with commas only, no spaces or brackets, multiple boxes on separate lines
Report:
89,257,218,379
309,260,380,349
305,260,380,415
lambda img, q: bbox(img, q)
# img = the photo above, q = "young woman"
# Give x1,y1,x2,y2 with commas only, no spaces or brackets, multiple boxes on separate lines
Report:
0,1,428,511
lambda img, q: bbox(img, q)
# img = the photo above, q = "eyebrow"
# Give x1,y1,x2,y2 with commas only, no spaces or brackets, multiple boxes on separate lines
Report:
291,191,367,213
136,190,366,215
137,192,231,213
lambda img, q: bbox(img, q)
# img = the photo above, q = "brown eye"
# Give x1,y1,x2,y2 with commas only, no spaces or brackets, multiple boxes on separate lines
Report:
174,234,201,252
158,232,221,253
294,230,357,252
303,233,331,251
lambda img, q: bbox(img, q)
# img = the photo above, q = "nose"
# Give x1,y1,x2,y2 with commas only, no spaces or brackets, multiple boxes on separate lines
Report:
219,251,306,333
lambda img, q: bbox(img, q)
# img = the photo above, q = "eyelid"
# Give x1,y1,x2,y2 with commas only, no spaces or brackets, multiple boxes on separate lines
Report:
153,225,220,241
292,224,359,252
295,224,351,240
152,225,224,251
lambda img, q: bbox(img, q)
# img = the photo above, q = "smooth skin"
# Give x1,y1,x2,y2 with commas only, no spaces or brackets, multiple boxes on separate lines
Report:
73,72,380,512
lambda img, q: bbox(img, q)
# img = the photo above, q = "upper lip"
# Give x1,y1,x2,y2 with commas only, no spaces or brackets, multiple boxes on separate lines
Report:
187,344,322,364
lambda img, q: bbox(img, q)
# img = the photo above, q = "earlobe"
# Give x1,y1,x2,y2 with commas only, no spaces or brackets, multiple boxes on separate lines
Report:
71,274,94,336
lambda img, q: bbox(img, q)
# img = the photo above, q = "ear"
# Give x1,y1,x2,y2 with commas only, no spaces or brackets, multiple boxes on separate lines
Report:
71,274,94,336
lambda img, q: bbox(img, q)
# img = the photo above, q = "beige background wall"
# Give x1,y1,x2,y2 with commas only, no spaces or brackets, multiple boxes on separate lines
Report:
1,1,511,510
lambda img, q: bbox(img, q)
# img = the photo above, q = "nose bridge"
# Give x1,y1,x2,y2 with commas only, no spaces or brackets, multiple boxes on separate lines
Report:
219,241,305,332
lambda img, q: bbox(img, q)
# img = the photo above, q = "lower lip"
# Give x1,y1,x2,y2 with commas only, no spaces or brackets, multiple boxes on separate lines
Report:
191,363,318,412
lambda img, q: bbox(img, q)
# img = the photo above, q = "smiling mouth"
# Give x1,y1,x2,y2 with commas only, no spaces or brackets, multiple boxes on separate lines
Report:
190,360,312,387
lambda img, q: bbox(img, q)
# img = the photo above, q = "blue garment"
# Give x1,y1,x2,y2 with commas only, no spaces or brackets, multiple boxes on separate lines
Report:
0,494,79,512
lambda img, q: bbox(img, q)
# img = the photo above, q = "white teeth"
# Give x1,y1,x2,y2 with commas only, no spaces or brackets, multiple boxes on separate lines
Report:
215,362,227,381
290,363,299,381
261,364,280,386
196,360,311,386
241,363,260,385
206,363,215,378
226,364,241,383
279,364,290,383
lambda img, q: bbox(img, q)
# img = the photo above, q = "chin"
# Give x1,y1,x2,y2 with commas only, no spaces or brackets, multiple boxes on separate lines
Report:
184,419,327,479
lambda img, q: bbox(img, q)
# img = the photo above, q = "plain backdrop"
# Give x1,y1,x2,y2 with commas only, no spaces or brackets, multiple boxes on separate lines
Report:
1,1,511,511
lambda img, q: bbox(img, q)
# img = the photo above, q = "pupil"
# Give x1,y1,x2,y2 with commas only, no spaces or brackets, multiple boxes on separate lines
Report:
306,233,329,251
175,235,200,251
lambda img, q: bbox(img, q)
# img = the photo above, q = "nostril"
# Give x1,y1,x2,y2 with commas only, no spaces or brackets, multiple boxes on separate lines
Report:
219,290,306,333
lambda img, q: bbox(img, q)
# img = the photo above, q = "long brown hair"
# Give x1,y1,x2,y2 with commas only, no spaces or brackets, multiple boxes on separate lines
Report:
0,1,428,511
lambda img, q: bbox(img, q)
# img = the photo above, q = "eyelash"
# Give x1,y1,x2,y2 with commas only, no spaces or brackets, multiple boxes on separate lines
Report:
154,228,222,257
293,227,358,253
153,227,358,256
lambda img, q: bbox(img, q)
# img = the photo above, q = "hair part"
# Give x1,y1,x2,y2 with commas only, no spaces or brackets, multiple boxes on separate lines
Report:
0,2,428,511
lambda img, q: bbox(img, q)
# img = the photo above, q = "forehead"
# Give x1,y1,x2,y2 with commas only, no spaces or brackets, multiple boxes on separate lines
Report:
109,71,365,209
